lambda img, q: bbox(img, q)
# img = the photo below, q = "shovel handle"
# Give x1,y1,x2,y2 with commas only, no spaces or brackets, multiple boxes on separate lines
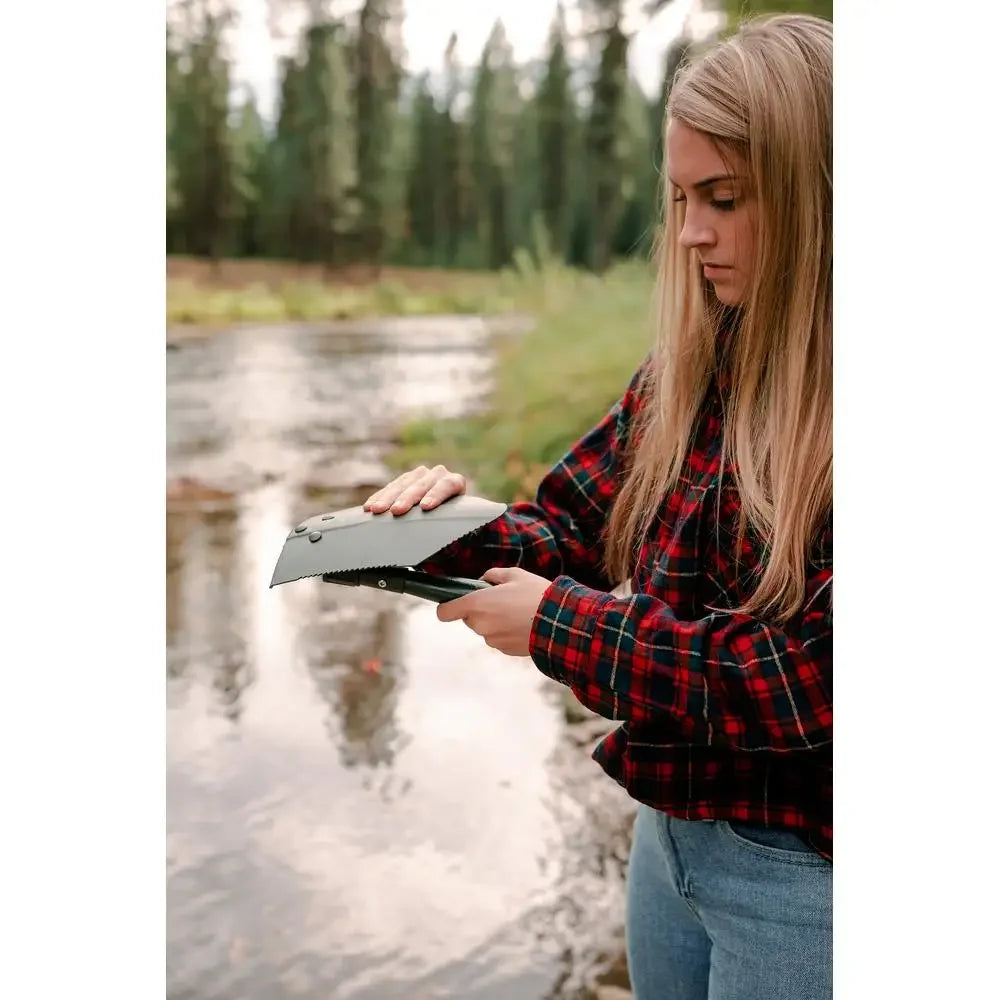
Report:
322,567,492,604
400,572,492,604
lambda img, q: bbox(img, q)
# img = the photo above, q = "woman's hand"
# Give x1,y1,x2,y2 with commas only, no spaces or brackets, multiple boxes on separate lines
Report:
364,465,467,515
436,567,552,657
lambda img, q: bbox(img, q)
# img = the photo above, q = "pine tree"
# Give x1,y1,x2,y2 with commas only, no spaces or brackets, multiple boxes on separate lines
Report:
471,21,521,268
614,78,657,257
169,2,239,260
511,77,541,261
166,27,182,251
406,75,443,262
165,1,694,272
356,0,404,274
536,3,573,259
438,33,476,266
268,54,311,258
300,18,358,267
231,92,269,257
585,1,630,273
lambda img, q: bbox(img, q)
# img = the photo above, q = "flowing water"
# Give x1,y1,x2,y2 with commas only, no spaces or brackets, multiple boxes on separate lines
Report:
166,318,635,1000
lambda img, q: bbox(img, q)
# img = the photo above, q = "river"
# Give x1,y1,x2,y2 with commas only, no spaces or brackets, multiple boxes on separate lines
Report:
166,318,635,1000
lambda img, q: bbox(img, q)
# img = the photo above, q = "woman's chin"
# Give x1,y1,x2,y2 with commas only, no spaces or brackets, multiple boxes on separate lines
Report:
710,282,745,307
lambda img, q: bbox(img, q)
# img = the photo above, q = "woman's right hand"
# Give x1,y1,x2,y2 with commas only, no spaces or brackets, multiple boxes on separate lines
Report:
363,465,468,516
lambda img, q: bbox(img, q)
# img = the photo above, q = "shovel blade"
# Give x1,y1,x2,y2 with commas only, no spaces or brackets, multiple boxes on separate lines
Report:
269,494,507,587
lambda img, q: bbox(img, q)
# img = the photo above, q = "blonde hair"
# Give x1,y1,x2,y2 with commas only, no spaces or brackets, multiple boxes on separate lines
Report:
604,14,832,623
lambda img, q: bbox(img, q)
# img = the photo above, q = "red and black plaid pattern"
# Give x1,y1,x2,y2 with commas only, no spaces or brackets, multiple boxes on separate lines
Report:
420,359,833,860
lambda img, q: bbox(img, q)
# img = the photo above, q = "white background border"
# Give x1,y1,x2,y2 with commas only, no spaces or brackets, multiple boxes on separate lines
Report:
1,1,998,996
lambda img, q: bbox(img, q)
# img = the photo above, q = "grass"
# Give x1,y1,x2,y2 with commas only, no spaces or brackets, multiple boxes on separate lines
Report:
386,253,657,502
166,256,520,325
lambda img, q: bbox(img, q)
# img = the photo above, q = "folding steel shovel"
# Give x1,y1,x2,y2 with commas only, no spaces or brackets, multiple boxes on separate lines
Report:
269,494,508,603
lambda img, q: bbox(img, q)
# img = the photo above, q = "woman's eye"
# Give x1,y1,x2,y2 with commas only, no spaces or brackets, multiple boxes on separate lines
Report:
711,198,736,211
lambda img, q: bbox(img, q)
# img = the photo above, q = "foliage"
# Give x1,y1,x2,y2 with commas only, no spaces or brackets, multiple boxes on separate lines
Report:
386,253,657,501
166,0,830,273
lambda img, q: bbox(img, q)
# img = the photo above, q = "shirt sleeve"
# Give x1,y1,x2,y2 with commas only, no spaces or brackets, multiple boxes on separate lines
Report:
417,357,650,592
527,525,833,753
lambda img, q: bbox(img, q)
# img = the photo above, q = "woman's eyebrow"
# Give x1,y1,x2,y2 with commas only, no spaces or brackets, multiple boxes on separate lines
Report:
668,173,740,190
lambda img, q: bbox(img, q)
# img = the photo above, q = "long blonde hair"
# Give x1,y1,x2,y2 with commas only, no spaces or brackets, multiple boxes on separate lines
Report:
604,14,832,623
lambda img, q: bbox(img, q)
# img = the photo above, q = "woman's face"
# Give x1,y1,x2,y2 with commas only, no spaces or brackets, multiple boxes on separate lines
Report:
666,120,756,306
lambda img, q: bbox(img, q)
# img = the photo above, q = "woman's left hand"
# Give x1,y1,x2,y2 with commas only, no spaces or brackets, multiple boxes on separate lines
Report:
436,567,553,657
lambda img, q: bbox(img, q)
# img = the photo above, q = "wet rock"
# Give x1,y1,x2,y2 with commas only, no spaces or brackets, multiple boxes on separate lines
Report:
167,476,235,503
296,453,394,512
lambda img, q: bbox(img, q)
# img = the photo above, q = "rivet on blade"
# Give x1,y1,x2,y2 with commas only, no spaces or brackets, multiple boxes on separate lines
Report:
309,531,322,542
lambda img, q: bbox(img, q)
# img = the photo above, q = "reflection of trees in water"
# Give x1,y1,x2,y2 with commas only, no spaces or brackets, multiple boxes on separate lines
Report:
166,501,253,722
300,588,408,773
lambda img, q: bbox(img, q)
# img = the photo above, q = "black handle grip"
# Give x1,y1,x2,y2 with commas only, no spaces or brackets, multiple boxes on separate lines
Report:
322,567,491,604
400,572,491,603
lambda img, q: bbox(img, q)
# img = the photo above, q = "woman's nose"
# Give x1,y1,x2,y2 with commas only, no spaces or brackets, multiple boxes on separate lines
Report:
679,213,715,251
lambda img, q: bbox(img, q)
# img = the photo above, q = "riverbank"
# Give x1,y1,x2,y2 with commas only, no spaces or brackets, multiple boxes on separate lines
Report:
167,256,521,325
386,257,656,502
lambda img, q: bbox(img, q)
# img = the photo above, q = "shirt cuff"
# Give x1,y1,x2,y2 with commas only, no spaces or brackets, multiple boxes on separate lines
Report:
527,574,618,685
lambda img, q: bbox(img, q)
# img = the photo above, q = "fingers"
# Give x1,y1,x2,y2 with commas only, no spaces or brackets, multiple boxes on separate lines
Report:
364,466,428,513
386,466,440,515
364,465,467,516
417,470,467,511
436,592,473,622
481,566,518,585
437,598,519,654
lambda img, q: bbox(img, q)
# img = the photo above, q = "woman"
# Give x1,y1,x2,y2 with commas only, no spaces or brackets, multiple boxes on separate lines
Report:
365,14,832,999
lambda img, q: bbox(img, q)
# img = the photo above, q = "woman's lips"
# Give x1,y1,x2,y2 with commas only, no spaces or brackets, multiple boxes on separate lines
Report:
703,263,731,278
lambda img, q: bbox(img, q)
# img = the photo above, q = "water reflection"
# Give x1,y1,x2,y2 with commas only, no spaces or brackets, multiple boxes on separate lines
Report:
300,588,408,772
166,319,634,1000
166,501,251,722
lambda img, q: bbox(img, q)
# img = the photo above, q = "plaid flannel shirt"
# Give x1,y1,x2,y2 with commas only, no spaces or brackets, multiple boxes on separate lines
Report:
419,359,834,860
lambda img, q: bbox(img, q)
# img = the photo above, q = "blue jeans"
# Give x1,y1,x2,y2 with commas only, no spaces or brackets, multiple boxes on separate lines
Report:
625,803,832,1000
